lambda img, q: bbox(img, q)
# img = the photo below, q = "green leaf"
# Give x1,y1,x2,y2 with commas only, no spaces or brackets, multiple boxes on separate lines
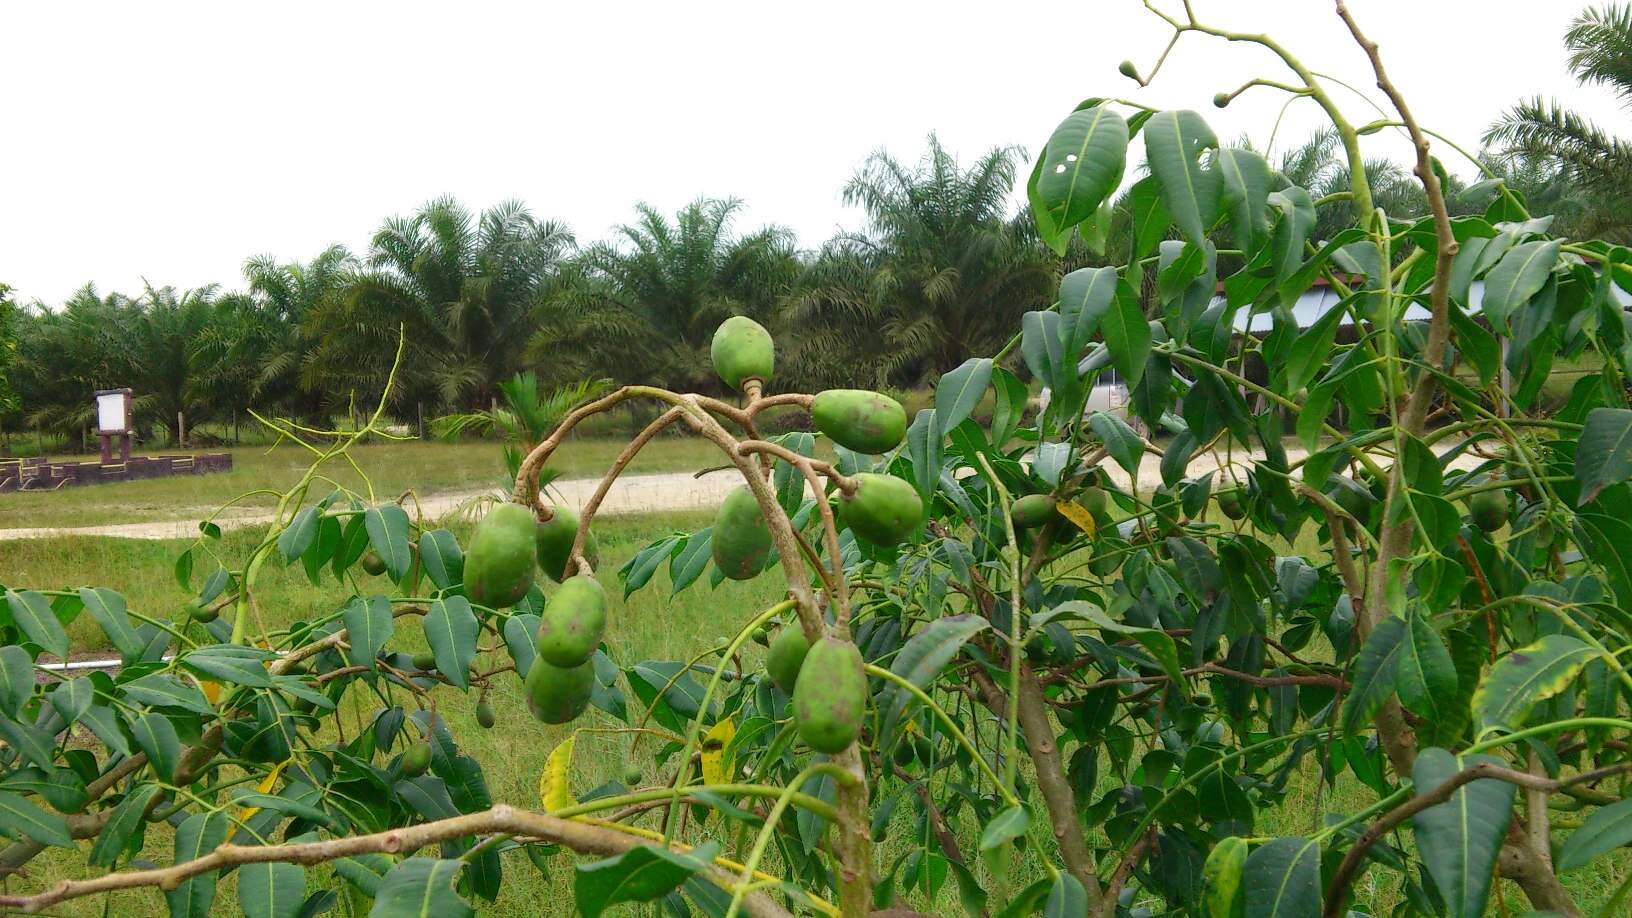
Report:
1481,239,1560,331
1059,267,1118,356
668,528,713,596
1473,634,1596,730
1054,601,1187,694
344,596,394,668
417,529,464,590
1576,407,1632,505
241,855,306,918
936,358,993,436
1043,873,1088,918
979,805,1030,852
182,645,275,688
1203,836,1247,918
1412,748,1516,918
0,790,72,848
1143,110,1219,248
365,504,413,581
129,710,182,782
502,613,541,679
1448,304,1499,386
573,842,718,918
1088,411,1143,479
0,717,57,770
1243,837,1319,918
1269,187,1316,298
1283,300,1345,393
80,587,142,662
5,589,69,660
167,811,231,918
1101,282,1151,387
0,645,32,719
89,783,164,867
1559,796,1632,871
1216,148,1271,251
1129,175,1171,262
1397,609,1458,722
370,856,471,918
278,506,321,563
880,614,989,745
424,596,478,690
1033,105,1129,253
1340,614,1406,734
46,675,94,727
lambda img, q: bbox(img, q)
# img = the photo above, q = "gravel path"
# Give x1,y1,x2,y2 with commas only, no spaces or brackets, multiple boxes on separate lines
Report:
0,443,1484,543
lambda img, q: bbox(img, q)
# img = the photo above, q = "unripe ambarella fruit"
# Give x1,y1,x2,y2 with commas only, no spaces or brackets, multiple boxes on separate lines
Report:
411,651,437,671
766,627,810,694
360,550,387,576
184,598,219,623
536,504,599,583
524,657,595,725
1215,488,1246,520
1010,494,1058,529
1470,489,1510,532
475,700,496,729
811,389,907,454
713,486,772,580
401,741,432,776
710,316,775,392
792,637,867,754
1118,59,1139,79
840,473,923,547
465,503,537,608
534,573,607,667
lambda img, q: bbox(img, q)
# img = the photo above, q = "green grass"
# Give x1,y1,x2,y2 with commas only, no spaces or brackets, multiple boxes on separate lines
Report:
3,508,1627,915
0,435,727,530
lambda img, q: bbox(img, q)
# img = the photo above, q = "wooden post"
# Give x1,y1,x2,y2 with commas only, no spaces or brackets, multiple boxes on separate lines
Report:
177,411,186,449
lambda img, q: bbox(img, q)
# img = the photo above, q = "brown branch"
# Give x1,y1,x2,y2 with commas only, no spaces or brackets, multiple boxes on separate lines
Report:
568,407,684,575
0,805,791,918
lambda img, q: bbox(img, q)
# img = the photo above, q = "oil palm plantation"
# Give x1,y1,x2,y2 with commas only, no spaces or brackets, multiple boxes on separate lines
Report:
795,136,1057,387
310,197,574,414
1484,3,1632,240
225,245,354,422
579,198,799,393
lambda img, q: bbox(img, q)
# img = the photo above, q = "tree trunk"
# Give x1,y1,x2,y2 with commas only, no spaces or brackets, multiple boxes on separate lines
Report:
177,411,186,450
417,402,425,440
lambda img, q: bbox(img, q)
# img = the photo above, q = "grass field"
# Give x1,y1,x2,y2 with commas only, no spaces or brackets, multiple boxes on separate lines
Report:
1,453,1627,915
0,435,728,530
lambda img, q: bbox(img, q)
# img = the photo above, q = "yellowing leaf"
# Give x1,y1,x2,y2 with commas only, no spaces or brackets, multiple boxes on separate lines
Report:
1057,500,1098,535
200,680,222,705
238,759,289,824
700,717,737,786
539,736,577,813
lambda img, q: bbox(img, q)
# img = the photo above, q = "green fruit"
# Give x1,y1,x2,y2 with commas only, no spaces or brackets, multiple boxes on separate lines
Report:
1470,489,1510,532
710,316,775,392
1212,91,1231,108
475,700,496,729
360,550,387,576
811,389,907,454
1118,59,1139,79
184,598,219,623
465,503,538,608
622,763,643,786
1079,486,1109,516
792,637,866,754
536,505,599,583
840,473,923,547
524,657,595,725
1025,634,1048,663
914,735,934,764
535,574,607,667
766,627,810,694
411,652,437,671
712,487,772,580
751,625,771,647
401,741,432,776
893,741,916,767
1215,488,1246,520
1011,494,1058,529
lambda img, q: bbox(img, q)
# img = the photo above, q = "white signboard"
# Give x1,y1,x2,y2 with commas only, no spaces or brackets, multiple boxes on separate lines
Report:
97,392,127,433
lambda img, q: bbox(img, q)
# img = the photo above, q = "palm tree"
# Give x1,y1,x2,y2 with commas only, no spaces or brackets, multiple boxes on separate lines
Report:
114,284,218,446
795,135,1057,387
310,197,574,415
229,246,354,423
580,198,799,393
1484,4,1632,239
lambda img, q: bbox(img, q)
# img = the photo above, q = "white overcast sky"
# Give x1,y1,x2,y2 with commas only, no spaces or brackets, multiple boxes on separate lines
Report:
1,0,1623,305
